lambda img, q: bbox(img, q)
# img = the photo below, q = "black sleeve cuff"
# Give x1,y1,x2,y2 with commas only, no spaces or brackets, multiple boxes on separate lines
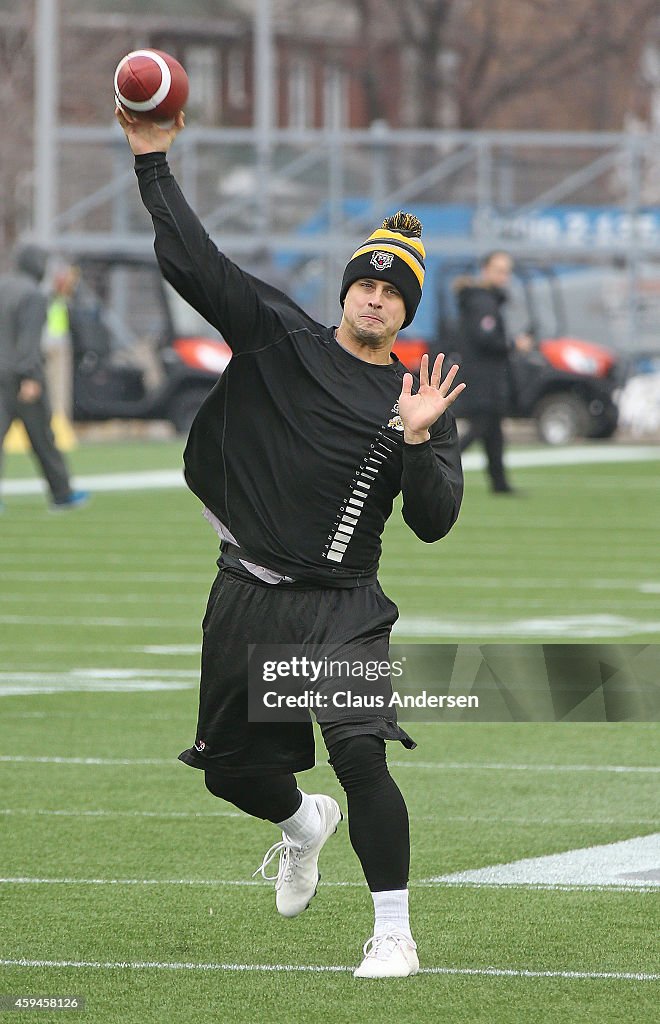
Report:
402,439,433,454
134,152,169,171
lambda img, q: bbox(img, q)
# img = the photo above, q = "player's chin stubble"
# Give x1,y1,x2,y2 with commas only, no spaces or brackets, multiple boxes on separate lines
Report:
352,319,392,349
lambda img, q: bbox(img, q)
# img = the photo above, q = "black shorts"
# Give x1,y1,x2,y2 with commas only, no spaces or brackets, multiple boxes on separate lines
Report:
178,566,415,777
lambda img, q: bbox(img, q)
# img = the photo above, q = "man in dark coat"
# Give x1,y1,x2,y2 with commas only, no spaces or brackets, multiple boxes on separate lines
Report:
0,243,89,510
453,250,532,493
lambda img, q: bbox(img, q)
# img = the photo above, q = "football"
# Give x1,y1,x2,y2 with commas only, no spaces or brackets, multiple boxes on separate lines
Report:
114,49,189,125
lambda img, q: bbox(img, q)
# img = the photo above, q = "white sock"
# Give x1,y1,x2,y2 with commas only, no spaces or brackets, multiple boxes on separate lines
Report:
372,889,413,941
277,791,322,848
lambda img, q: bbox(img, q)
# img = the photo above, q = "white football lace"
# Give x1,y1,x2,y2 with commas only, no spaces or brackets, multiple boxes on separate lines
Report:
252,839,304,886
362,932,416,958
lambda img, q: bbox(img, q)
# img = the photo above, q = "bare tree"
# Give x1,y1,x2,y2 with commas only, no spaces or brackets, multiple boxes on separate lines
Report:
290,0,659,130
457,0,660,129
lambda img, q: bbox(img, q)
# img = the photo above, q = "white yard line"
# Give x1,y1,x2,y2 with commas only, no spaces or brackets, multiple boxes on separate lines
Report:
0,670,196,680
4,612,657,637
393,614,660,638
0,711,186,720
387,760,660,773
0,876,344,887
0,756,174,765
3,469,184,496
1,754,657,772
0,876,656,894
0,754,656,773
1,808,656,827
0,572,208,583
0,615,184,627
0,668,197,696
0,957,657,981
0,682,195,697
0,646,199,657
0,809,243,820
4,445,660,498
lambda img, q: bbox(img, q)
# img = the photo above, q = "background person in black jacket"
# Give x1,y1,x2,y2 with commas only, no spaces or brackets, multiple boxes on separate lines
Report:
117,105,465,979
454,251,532,493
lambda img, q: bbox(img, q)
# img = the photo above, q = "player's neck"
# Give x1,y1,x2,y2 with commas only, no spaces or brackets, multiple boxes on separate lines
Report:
334,325,395,365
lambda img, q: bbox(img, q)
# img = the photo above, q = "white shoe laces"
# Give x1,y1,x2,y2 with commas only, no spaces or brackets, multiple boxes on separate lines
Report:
362,931,416,960
252,839,305,888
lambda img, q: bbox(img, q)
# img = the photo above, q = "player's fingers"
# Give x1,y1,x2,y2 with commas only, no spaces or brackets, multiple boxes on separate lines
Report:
438,362,460,396
115,105,137,127
419,353,429,388
443,381,467,407
400,372,413,398
430,352,445,389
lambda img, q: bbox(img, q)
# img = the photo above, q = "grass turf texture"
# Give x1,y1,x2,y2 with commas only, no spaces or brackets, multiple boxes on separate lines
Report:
1,440,659,1022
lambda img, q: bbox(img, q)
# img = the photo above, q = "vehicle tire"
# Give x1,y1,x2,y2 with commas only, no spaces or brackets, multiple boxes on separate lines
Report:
585,401,619,439
169,388,211,435
534,392,590,445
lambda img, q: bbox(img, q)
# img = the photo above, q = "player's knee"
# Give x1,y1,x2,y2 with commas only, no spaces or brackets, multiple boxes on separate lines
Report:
326,732,390,795
204,769,236,801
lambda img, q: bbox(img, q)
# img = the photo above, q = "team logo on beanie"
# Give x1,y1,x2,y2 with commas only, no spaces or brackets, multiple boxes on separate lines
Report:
370,251,395,272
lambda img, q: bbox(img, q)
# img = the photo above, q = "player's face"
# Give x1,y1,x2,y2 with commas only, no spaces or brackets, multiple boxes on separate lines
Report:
343,278,406,346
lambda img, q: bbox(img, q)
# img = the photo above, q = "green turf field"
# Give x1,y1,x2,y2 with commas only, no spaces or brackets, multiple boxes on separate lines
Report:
1,441,658,1022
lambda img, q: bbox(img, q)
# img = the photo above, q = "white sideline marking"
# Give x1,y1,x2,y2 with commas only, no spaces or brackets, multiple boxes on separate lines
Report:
0,957,657,981
434,834,660,889
3,469,184,496
4,445,660,497
0,876,656,894
1,755,657,773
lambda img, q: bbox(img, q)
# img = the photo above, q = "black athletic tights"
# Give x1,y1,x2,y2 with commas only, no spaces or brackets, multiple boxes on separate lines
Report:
204,733,409,892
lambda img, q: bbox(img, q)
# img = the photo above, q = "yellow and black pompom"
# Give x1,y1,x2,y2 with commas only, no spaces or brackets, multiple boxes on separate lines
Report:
381,211,423,239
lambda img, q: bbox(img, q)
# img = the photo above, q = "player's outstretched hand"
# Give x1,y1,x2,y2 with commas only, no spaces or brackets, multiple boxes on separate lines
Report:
115,106,185,156
398,352,466,443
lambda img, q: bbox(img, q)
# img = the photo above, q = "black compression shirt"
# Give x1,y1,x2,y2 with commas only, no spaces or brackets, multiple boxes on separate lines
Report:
135,152,464,586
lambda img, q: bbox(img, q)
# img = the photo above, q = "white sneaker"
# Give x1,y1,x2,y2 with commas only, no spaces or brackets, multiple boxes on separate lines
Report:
353,931,419,978
253,794,342,918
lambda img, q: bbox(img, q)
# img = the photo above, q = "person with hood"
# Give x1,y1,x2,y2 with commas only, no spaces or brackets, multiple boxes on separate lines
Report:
0,243,89,510
453,250,532,493
116,106,465,979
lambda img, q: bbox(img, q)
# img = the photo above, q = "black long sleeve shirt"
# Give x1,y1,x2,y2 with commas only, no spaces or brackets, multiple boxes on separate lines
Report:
135,152,463,586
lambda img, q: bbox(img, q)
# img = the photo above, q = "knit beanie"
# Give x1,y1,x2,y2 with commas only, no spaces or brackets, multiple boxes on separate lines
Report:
340,211,425,328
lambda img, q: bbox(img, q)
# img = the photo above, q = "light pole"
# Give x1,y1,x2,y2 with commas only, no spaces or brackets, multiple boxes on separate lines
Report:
33,0,58,246
254,0,273,237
